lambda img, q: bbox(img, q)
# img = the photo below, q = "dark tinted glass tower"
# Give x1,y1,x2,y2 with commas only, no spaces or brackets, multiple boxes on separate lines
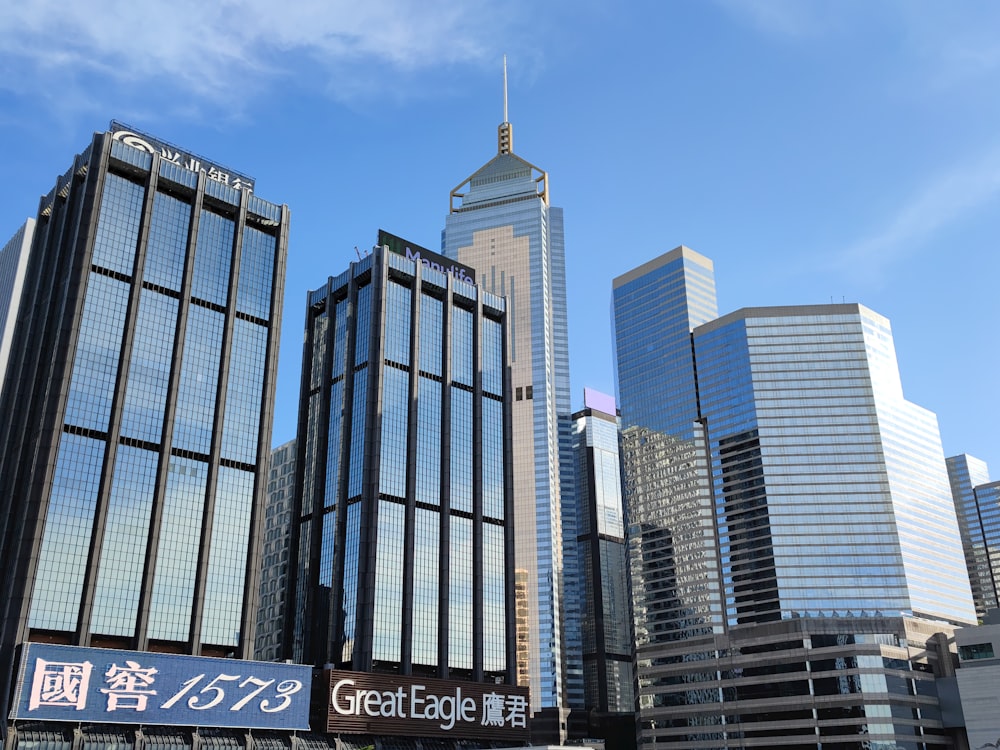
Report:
0,125,288,722
287,239,516,685
570,389,635,744
946,454,998,619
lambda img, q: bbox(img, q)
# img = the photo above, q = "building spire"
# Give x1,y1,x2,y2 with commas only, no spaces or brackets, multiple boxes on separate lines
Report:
498,54,513,155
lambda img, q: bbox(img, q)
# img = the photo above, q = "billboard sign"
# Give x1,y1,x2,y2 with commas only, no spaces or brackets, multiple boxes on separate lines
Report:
110,122,255,193
11,643,311,730
378,229,476,285
324,670,529,741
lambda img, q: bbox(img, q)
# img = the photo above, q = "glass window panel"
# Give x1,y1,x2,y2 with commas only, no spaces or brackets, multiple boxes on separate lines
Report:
341,502,362,662
148,457,207,641
64,273,130,433
121,290,178,443
448,516,472,670
482,397,504,520
412,508,439,666
450,388,472,514
92,172,144,276
173,306,224,455
191,209,233,306
379,366,409,499
347,374,368,499
384,280,411,366
91,445,159,636
221,319,267,464
353,284,372,368
325,380,345,509
483,523,506,673
482,317,503,396
144,190,191,291
415,377,441,507
451,307,473,387
28,434,105,631
331,298,348,380
419,294,442,377
236,226,275,320
373,500,405,662
201,466,253,646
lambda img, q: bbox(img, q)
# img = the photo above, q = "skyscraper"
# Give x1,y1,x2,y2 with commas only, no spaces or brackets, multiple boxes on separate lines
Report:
570,388,635,743
946,454,998,619
442,88,579,739
0,124,288,728
286,235,517,688
613,245,976,748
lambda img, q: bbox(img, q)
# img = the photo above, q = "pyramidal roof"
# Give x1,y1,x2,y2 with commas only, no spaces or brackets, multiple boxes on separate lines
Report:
449,121,548,212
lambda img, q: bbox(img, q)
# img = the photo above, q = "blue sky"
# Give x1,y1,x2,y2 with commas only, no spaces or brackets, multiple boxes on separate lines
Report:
2,1,998,471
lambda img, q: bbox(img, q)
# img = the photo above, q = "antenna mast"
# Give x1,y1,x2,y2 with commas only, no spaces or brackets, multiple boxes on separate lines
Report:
498,55,513,154
503,54,509,123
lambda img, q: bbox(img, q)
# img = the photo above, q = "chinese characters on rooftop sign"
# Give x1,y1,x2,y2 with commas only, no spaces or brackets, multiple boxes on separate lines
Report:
325,669,530,741
11,643,311,730
110,124,255,193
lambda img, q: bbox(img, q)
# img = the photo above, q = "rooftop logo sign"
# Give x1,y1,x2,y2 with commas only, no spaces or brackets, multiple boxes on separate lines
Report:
110,122,255,193
324,669,529,741
378,229,476,284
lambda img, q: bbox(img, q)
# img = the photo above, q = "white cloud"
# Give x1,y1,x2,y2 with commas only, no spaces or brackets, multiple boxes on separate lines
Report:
0,0,516,105
711,0,852,38
832,144,1000,277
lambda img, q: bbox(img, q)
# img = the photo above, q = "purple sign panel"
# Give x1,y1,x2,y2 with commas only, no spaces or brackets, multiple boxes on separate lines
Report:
11,643,311,730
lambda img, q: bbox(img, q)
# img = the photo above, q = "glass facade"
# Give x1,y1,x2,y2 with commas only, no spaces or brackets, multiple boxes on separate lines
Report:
0,128,287,673
946,455,998,619
289,247,515,686
254,440,296,661
974,481,1000,617
443,132,579,718
570,392,635,715
612,246,975,748
612,247,723,662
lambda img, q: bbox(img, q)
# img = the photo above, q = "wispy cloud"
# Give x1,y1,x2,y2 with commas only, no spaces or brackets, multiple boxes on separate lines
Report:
0,0,523,113
830,144,1000,279
711,0,853,38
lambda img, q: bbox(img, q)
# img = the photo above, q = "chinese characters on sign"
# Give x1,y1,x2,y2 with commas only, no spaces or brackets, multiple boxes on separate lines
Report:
110,126,255,193
13,643,311,730
325,670,530,741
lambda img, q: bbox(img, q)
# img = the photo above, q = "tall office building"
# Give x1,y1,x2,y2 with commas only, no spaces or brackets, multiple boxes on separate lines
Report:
0,125,288,731
286,236,517,688
570,389,635,743
613,246,976,749
442,95,579,739
946,455,998,619
0,218,34,397
255,439,296,662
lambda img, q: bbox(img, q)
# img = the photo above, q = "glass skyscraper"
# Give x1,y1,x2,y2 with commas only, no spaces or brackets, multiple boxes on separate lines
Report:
442,112,579,739
0,125,288,728
286,239,516,686
613,245,976,749
946,454,998,619
570,388,635,740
